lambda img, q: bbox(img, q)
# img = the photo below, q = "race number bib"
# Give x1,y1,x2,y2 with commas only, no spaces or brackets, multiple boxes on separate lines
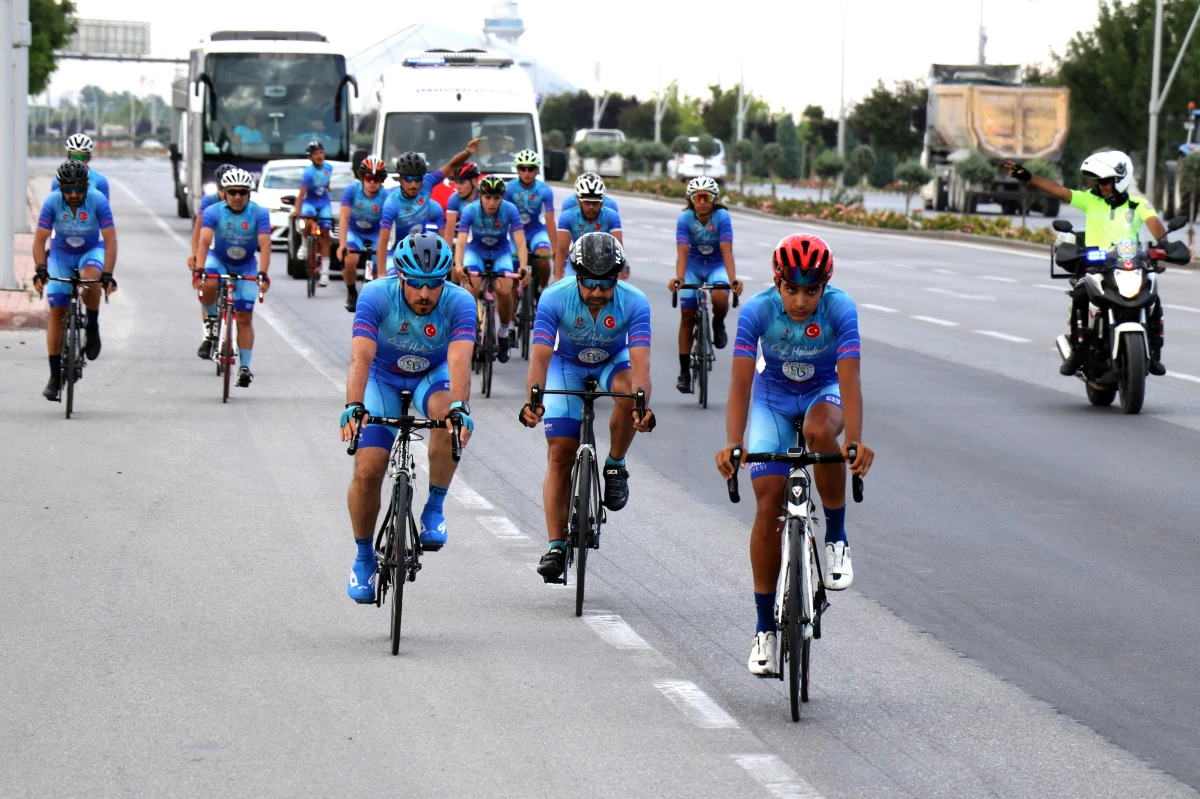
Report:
520,213,531,224
396,354,430,373
226,246,247,260
698,245,714,256
356,219,373,230
577,348,608,364
65,236,85,248
782,362,815,383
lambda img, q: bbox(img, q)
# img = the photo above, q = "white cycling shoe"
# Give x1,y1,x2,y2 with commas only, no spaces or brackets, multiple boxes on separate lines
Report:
318,272,330,287
824,542,853,590
747,631,777,676
296,243,308,261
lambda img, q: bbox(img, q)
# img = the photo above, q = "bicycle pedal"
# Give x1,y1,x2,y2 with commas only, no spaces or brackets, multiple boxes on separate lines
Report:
420,543,443,553
542,575,566,585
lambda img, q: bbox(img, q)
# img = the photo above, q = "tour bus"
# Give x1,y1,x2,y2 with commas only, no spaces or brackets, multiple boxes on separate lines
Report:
169,30,358,218
373,50,561,210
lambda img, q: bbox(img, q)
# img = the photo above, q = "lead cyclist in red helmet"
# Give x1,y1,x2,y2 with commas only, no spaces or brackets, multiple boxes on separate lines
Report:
715,233,874,677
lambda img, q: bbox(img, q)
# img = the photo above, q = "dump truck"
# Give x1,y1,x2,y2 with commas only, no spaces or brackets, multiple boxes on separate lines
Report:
913,64,1070,216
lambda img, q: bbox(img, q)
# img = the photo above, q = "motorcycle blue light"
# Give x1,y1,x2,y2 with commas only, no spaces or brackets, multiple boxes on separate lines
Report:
1086,249,1108,262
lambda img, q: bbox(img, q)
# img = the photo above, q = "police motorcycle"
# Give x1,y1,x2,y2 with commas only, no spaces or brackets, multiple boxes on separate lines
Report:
1050,216,1190,414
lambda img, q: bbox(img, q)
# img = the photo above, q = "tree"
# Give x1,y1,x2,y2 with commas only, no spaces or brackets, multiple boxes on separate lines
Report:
955,151,996,212
869,148,898,189
1018,158,1059,227
849,145,877,187
762,142,784,198
776,113,802,181
618,139,642,174
732,139,754,191
694,133,719,175
1178,150,1200,247
639,140,670,176
670,134,692,160
30,0,77,95
846,79,927,161
895,159,935,214
813,151,846,201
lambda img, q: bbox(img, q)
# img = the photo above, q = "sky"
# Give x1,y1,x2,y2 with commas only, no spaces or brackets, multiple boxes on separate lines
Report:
42,0,1103,118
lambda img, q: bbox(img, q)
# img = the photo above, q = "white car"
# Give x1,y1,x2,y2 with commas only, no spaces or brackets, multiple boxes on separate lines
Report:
568,128,626,178
667,136,727,186
251,158,352,252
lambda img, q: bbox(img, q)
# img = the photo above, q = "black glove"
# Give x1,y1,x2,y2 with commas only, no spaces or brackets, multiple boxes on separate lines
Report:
518,402,542,428
34,264,49,286
1009,164,1032,183
257,272,271,288
100,272,117,290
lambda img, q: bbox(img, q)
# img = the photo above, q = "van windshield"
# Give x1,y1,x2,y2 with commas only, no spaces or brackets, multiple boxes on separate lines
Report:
382,112,538,175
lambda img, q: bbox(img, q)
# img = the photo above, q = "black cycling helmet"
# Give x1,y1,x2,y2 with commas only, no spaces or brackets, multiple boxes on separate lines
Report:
395,151,428,177
478,175,507,197
56,159,90,185
452,162,481,181
306,140,324,155
570,232,626,280
213,163,236,184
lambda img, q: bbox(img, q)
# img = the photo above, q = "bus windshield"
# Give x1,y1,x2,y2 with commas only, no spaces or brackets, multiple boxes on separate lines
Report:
202,53,350,160
382,112,537,175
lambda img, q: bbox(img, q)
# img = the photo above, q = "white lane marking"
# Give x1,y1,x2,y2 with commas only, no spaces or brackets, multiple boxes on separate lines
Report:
478,515,528,540
1033,283,1066,291
911,315,959,327
1164,303,1200,313
255,304,348,392
926,287,994,301
861,303,899,313
1167,371,1200,383
582,613,652,650
112,179,193,250
454,484,495,510
733,754,824,799
933,268,957,275
975,330,1032,343
981,275,1018,283
654,680,740,729
757,241,773,247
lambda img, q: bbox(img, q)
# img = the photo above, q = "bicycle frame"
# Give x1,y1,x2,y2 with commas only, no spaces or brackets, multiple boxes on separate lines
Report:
42,271,103,418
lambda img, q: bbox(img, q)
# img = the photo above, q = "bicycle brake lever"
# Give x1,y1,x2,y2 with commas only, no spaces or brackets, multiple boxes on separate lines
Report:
449,416,463,462
728,447,743,503
671,291,678,309
846,444,864,503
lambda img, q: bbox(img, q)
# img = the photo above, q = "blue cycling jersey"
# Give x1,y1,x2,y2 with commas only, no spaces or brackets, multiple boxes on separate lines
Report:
38,188,114,253
560,194,618,214
505,178,555,233
51,169,110,200
380,171,446,239
676,208,733,263
340,181,390,236
457,199,524,255
446,190,478,214
201,201,272,267
557,205,622,243
533,277,651,365
301,162,333,203
198,192,221,215
352,277,478,377
734,285,861,390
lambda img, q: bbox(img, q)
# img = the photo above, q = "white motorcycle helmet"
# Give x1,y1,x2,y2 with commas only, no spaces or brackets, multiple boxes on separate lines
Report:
1080,150,1134,195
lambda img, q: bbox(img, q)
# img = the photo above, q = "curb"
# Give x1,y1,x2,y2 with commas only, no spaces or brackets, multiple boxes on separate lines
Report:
0,304,49,329
0,184,50,330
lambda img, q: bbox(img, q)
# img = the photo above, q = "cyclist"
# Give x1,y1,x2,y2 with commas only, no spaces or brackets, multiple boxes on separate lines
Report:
194,168,272,388
560,171,618,214
453,174,529,363
378,140,480,269
668,176,743,393
191,163,236,358
32,160,118,402
292,141,334,287
442,162,482,245
554,174,623,281
336,156,389,313
714,234,874,676
50,134,110,199
1004,153,1170,375
339,234,477,602
505,149,556,292
518,233,656,582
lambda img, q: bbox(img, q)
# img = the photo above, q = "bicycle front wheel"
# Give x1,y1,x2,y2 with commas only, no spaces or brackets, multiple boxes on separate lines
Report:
306,235,318,298
63,304,78,419
481,304,495,398
786,517,805,721
221,305,235,403
695,312,710,409
573,448,595,617
389,472,412,655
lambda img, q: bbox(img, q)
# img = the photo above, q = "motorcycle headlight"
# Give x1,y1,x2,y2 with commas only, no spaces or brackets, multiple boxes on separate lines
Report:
1113,269,1142,298
203,182,217,196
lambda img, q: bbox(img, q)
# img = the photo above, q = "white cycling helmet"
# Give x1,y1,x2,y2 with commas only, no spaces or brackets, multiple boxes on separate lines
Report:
1080,150,1134,195
574,172,606,199
65,133,95,154
220,167,255,190
686,176,719,200
514,149,541,167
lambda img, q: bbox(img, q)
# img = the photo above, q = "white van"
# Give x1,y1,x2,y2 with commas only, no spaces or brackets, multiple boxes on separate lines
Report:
373,50,543,183
667,136,727,186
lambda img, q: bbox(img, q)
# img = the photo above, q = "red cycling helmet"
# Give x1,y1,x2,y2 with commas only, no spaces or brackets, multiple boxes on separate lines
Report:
453,162,481,181
772,234,834,286
359,156,388,179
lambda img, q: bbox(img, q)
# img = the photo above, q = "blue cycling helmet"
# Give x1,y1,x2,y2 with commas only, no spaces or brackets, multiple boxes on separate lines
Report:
393,233,453,280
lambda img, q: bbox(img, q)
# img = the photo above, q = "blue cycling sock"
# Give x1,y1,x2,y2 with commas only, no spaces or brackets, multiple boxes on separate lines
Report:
548,540,566,552
424,483,448,514
755,591,777,634
204,304,217,316
355,536,373,561
239,348,252,368
605,454,625,469
86,308,99,331
824,504,847,545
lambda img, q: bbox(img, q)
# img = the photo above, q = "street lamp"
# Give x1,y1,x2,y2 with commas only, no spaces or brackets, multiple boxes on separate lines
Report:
836,2,846,185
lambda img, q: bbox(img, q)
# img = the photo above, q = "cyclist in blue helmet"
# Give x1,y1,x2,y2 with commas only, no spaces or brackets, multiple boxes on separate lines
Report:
340,233,478,603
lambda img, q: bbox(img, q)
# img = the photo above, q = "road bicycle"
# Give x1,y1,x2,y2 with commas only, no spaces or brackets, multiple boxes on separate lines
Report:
197,273,265,403
513,254,544,361
469,259,525,398
344,243,377,310
281,196,328,298
39,270,105,419
347,392,462,655
727,428,864,721
529,378,646,617
672,282,738,409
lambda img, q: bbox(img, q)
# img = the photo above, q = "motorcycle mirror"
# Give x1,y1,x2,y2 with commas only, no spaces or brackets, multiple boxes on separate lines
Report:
1166,240,1193,265
1167,215,1188,232
280,195,296,206
1052,219,1074,233
1055,243,1080,266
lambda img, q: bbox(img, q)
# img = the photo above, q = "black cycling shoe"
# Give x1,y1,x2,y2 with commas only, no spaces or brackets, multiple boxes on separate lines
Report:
537,547,566,582
497,340,511,363
345,292,358,313
84,327,101,361
1150,359,1167,376
197,337,214,360
603,465,630,511
508,329,517,348
712,319,728,349
237,366,253,387
1059,350,1083,376
43,375,61,402
676,371,693,393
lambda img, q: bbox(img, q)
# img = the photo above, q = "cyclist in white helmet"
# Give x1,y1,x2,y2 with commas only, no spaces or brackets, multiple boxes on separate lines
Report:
506,149,556,294
554,173,622,281
561,171,619,214
51,134,110,199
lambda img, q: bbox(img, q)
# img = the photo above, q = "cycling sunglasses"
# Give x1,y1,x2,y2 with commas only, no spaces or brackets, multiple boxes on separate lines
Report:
59,184,87,194
362,174,383,184
224,188,250,197
691,192,713,203
517,166,538,172
68,152,89,161
404,275,445,289
579,277,617,290
401,175,423,183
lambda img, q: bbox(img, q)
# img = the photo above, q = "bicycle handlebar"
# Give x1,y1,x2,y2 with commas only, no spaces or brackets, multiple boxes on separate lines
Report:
38,274,108,303
671,282,739,309
346,413,461,461
529,382,647,420
727,444,864,505
197,272,267,302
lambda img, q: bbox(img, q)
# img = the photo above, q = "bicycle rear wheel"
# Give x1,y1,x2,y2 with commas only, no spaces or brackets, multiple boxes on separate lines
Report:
800,532,816,704
786,517,804,721
221,304,235,403
389,472,412,655
63,302,78,419
573,448,595,617
519,283,533,360
306,234,318,298
481,303,495,398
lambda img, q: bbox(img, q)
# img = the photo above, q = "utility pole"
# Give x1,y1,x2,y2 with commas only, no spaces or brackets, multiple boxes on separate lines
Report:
1146,0,1200,204
591,62,609,129
978,0,988,65
734,62,751,188
1,0,17,289
653,67,667,143
836,2,846,186
13,0,30,232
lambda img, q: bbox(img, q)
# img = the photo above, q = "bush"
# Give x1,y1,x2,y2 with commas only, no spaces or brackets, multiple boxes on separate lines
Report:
545,129,567,150
954,150,995,189
849,145,876,184
895,158,935,214
813,151,846,201
869,149,898,189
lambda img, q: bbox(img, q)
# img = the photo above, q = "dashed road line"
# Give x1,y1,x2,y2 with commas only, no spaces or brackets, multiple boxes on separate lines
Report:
975,330,1031,343
981,275,1018,283
454,484,495,510
1164,303,1200,313
911,315,959,327
478,516,529,540
933,268,957,275
654,680,740,729
733,754,824,799
860,303,899,313
926,287,994,301
1033,283,1065,291
582,613,653,650
1167,371,1200,383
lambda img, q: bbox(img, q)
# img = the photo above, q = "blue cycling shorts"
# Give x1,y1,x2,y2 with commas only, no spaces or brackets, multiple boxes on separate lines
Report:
464,246,512,274
510,227,552,256
46,244,105,308
679,257,729,310
542,350,631,440
301,200,333,230
204,252,259,313
360,361,450,450
344,230,380,275
747,379,842,479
